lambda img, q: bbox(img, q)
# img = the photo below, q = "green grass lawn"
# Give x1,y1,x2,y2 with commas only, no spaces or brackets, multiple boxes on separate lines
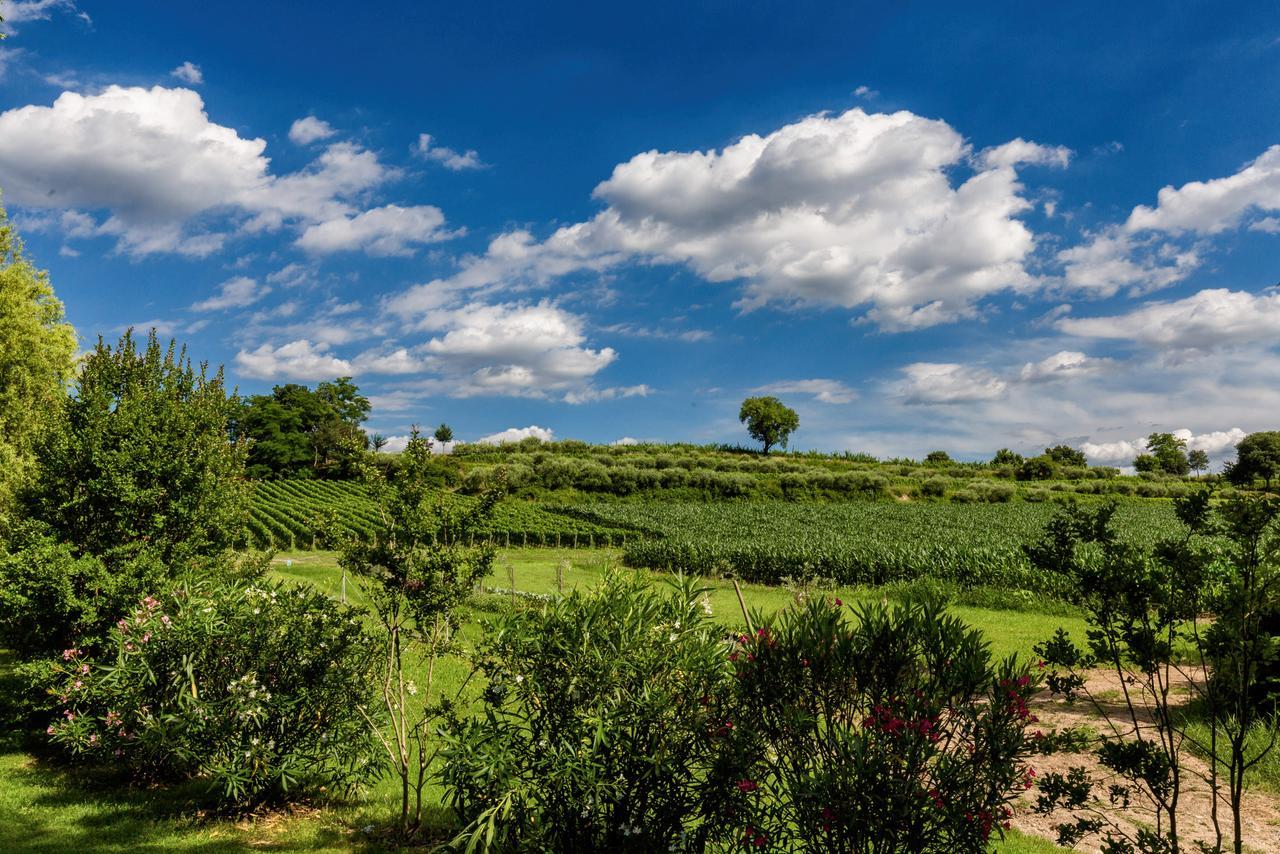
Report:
2,546,1080,851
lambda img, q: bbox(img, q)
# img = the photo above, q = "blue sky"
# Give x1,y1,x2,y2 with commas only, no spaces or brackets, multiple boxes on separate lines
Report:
2,0,1279,463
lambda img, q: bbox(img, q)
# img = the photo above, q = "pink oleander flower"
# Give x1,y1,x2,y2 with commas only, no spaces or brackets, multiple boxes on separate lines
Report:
62,648,79,660
46,725,55,735
79,664,89,674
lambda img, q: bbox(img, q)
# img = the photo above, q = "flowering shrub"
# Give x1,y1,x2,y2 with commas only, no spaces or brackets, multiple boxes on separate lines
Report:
44,575,380,808
705,597,1041,853
440,572,732,852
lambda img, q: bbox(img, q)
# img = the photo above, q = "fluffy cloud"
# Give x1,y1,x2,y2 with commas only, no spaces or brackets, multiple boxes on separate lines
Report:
0,0,80,30
611,436,641,446
0,86,442,256
475,425,554,445
899,362,1007,404
1059,145,1280,295
1081,427,1247,466
296,204,456,256
754,378,858,404
234,340,353,381
191,276,269,311
413,133,484,170
1057,288,1280,351
1018,350,1112,383
978,138,1072,170
563,384,651,404
288,115,335,145
387,108,1063,331
170,61,203,85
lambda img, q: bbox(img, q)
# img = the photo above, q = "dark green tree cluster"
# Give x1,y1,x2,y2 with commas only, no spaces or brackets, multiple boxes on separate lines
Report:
1133,431,1190,476
237,376,371,479
1226,431,1280,489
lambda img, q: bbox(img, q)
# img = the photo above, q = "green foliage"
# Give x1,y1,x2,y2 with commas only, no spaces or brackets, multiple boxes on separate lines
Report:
1228,431,1280,489
1016,457,1056,481
441,572,730,852
1044,445,1087,468
1140,431,1190,476
738,396,799,454
1187,448,1209,474
992,448,1025,466
336,429,499,834
44,571,380,809
23,330,247,565
0,200,77,515
925,449,952,464
706,597,1041,852
0,524,168,659
433,422,454,444
237,377,370,479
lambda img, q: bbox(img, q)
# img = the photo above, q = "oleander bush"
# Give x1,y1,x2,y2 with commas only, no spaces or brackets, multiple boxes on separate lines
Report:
45,570,380,809
440,572,732,852
703,597,1042,853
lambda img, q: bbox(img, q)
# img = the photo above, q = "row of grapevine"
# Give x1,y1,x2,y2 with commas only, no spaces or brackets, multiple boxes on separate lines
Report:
245,480,637,551
557,500,1187,595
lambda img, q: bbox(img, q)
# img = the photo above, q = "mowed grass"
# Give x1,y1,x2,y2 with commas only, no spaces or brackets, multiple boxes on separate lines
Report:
0,546,1079,851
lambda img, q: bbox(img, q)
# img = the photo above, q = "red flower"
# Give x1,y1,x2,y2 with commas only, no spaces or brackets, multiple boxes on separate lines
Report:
737,779,758,793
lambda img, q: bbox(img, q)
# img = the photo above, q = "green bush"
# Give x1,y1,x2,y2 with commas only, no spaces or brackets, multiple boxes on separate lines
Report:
920,477,948,498
46,572,380,808
704,597,1041,852
441,573,731,851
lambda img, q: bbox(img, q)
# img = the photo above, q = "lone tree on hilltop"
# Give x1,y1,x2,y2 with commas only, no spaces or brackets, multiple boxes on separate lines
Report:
433,423,454,444
738,396,798,454
1140,431,1190,476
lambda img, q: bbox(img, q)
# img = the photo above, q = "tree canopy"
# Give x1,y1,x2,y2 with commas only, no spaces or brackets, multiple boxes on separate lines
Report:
1135,431,1189,476
738,396,799,454
1044,444,1087,468
24,330,247,563
238,377,371,479
1226,431,1280,489
0,200,77,514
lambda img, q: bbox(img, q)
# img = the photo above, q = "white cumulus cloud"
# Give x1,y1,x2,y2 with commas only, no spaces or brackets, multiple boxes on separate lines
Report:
413,133,484,170
1018,350,1112,383
234,340,353,381
191,276,268,311
296,204,457,256
170,61,203,85
288,115,335,145
899,362,1008,404
1057,288,1280,352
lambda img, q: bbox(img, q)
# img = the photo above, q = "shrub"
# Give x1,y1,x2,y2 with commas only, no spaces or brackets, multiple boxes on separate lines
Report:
705,597,1041,852
920,477,948,498
925,450,951,464
442,573,730,851
45,572,379,808
0,526,171,659
1016,457,1055,481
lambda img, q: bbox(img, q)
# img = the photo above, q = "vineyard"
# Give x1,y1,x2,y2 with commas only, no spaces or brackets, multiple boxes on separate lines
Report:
559,499,1187,595
245,480,635,550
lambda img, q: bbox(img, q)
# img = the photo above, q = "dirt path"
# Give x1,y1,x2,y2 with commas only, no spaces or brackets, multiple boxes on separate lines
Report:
1010,668,1280,852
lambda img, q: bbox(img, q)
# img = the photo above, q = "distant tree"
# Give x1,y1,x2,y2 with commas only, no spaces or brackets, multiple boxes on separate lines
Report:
991,448,1024,466
1133,454,1160,474
1188,448,1210,476
738,396,799,454
0,199,77,513
238,378,370,478
925,450,951,464
25,330,247,563
1143,431,1190,476
371,433,389,453
1044,444,1087,467
434,423,454,444
1227,431,1280,489
1016,456,1055,481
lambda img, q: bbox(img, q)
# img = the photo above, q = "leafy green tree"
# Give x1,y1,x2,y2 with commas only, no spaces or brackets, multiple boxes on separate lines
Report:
1143,431,1190,476
1016,456,1055,481
1044,444,1088,467
1133,453,1160,474
24,330,247,564
1227,431,1280,489
433,422,454,444
238,377,370,478
1188,448,1210,476
991,448,1024,466
738,396,798,454
925,449,951,464
0,200,77,514
371,433,389,452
